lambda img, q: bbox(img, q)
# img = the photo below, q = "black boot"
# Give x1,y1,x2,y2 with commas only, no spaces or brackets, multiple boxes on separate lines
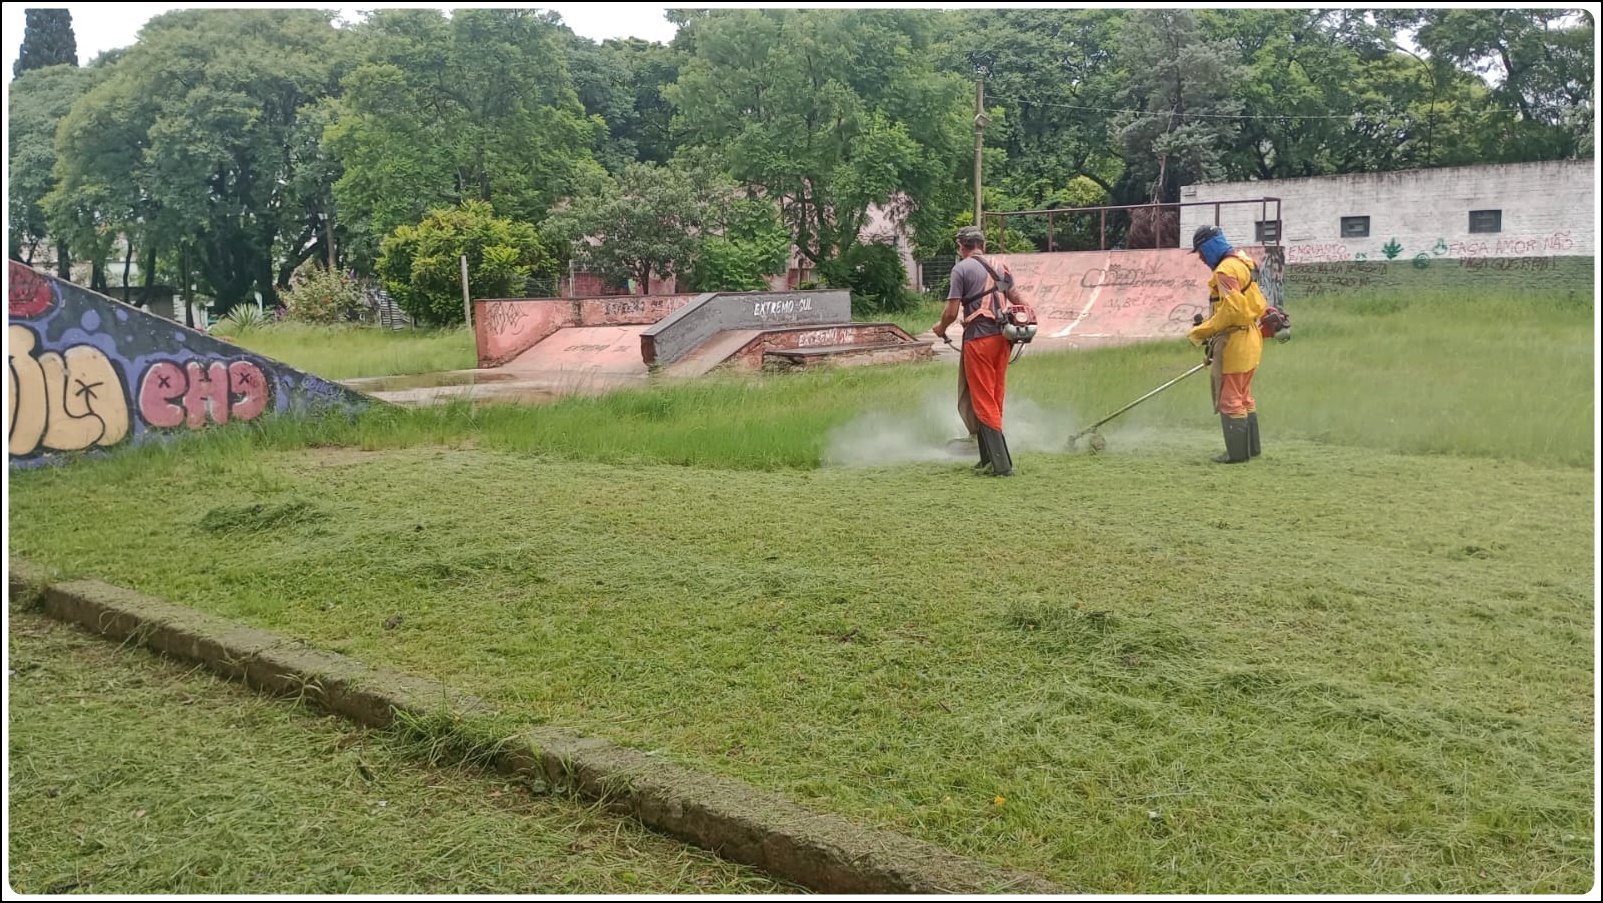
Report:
1247,412,1261,457
978,425,1014,476
974,432,991,470
1212,414,1250,464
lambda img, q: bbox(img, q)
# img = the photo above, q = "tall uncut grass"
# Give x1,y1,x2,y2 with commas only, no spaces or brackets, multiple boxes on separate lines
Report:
219,323,477,380
128,288,1595,471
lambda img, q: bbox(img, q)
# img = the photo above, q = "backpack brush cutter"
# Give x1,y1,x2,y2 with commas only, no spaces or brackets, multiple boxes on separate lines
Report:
1065,361,1208,453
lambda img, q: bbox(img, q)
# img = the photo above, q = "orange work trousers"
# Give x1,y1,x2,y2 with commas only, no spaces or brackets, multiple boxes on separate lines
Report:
961,334,1010,431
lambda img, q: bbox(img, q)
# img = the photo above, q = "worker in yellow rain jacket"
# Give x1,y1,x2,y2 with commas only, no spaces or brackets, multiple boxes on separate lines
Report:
1187,225,1267,464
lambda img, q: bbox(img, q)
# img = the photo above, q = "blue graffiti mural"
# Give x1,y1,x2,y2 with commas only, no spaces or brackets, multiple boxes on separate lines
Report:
8,261,372,469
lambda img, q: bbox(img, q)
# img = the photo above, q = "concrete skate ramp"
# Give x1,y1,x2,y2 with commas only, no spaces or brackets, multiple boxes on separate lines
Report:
641,289,852,366
473,294,703,369
996,245,1285,349
659,329,764,379
500,324,653,391
8,261,371,470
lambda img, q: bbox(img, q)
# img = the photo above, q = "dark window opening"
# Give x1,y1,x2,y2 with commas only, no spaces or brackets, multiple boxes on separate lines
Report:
1341,216,1370,238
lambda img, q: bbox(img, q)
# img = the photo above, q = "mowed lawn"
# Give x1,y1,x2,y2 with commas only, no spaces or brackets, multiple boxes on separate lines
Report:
8,290,1596,894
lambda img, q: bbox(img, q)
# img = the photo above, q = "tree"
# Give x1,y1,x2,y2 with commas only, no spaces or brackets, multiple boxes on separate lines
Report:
938,9,1126,204
667,9,970,270
377,200,552,326
14,9,77,76
7,63,98,268
45,8,355,314
1110,9,1244,206
687,168,791,291
561,30,684,172
543,161,702,291
603,38,684,165
327,8,599,270
563,32,639,174
1392,9,1595,161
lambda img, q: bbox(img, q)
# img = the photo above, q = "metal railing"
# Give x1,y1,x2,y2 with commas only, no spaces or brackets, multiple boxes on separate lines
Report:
983,197,1283,252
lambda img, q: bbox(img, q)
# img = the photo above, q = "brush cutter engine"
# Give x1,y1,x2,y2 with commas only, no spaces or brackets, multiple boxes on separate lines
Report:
1258,305,1291,343
1000,303,1039,344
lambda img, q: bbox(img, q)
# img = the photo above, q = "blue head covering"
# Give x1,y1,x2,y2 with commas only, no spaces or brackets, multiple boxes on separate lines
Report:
1198,233,1234,269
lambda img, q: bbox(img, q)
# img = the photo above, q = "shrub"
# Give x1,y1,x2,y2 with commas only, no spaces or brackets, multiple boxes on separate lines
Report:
820,241,912,316
280,265,366,325
214,302,270,336
378,200,551,327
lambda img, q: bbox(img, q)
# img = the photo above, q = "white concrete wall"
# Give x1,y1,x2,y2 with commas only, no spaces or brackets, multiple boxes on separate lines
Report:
1180,160,1595,265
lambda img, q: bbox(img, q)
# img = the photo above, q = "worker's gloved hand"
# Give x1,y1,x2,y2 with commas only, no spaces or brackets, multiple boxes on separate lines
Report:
1192,313,1204,327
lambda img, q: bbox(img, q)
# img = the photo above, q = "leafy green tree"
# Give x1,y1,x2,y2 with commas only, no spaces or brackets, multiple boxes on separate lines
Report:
45,8,354,313
543,161,701,291
1109,9,1244,207
7,63,99,269
563,32,636,174
13,9,77,76
689,195,791,291
938,8,1126,205
561,32,685,172
377,200,552,326
328,8,598,270
1389,8,1595,161
602,38,684,165
667,9,970,269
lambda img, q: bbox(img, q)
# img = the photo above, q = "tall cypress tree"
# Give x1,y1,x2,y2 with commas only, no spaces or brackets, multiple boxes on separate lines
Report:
14,9,78,76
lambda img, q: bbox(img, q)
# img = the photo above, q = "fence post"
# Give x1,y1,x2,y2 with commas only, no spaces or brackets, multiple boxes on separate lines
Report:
460,255,473,329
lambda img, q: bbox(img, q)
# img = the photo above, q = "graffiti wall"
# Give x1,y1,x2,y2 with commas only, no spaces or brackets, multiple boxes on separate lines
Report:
8,261,371,470
1179,160,1595,299
982,246,1285,350
1275,250,1590,299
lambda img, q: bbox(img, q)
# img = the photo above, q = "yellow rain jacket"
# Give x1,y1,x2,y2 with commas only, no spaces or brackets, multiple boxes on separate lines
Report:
1188,251,1267,375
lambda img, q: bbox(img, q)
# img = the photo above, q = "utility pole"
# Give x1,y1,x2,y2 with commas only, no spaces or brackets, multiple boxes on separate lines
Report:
973,76,990,233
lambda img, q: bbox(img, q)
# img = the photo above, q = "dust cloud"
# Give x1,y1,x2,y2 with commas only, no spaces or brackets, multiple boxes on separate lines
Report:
821,392,1091,467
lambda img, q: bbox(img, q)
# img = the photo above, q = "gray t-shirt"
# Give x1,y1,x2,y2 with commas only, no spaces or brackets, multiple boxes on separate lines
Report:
947,255,1004,342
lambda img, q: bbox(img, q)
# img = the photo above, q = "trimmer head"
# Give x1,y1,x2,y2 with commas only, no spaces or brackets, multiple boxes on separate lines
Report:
1066,430,1108,454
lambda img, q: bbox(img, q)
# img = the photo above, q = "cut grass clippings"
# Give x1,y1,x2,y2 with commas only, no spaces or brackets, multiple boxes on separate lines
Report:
5,613,800,895
7,288,1596,894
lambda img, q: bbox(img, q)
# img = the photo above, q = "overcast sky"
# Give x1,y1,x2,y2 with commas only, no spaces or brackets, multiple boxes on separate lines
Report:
3,3,684,76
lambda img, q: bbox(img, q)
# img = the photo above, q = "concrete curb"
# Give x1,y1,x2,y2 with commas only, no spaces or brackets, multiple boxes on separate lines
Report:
8,559,1065,895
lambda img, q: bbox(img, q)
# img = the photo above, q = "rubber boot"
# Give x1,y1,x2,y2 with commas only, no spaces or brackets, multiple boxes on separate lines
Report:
1212,414,1250,464
1247,412,1261,457
979,425,1014,476
973,433,991,471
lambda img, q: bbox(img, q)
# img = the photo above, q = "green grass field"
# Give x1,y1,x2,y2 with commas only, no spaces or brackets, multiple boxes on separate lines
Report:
6,613,796,894
8,289,1596,894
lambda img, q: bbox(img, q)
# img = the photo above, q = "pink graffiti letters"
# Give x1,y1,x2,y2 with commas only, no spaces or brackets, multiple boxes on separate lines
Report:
138,358,271,430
